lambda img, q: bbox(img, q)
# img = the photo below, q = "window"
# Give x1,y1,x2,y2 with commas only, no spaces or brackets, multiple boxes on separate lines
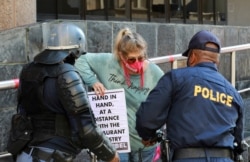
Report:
37,0,227,25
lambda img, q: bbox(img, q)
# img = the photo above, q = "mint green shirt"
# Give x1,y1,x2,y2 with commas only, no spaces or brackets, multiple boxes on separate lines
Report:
75,53,164,151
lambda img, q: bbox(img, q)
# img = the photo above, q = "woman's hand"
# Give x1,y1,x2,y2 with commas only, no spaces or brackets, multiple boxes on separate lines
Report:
141,139,156,147
92,82,106,96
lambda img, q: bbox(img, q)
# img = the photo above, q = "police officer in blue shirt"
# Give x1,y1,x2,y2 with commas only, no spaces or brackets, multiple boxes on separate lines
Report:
135,30,245,162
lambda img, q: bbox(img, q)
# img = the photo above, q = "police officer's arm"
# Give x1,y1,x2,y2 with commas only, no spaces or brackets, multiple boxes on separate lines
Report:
136,72,173,141
56,70,119,162
234,94,245,154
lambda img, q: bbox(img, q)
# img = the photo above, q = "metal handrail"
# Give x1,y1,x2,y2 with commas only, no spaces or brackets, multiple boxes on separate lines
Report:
0,79,19,91
1,43,250,92
149,43,250,92
149,43,250,63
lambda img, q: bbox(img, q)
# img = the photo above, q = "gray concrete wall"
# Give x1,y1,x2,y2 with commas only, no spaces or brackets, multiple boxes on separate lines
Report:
1,20,250,152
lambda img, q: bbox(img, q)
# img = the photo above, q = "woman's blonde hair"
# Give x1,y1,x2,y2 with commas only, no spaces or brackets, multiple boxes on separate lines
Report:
114,28,147,61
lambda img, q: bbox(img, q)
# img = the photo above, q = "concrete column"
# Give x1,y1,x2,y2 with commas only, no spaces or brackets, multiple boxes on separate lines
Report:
0,0,36,31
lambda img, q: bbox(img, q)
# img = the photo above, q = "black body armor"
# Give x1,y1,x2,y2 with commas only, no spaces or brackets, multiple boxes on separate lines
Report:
18,52,116,161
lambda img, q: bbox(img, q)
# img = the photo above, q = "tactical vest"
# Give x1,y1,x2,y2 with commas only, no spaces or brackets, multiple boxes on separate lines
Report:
19,62,76,145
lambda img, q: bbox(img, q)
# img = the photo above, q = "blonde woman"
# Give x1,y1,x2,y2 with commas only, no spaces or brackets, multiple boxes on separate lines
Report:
75,28,164,162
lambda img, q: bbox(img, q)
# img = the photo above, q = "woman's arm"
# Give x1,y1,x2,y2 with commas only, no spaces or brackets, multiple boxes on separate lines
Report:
75,53,98,87
75,53,111,95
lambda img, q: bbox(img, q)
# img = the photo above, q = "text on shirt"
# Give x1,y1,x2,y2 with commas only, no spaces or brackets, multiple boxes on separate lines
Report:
194,85,233,107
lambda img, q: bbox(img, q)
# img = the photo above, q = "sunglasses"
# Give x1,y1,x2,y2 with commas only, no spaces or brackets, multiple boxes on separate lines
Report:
126,56,145,64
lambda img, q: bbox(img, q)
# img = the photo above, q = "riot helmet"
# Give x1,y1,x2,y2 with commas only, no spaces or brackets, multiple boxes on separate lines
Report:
46,22,86,58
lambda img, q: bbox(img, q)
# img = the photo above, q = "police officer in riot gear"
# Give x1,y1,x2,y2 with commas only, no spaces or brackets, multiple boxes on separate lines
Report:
135,30,245,161
14,22,120,162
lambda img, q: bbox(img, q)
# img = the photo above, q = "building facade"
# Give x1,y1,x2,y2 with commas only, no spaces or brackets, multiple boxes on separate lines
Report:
1,0,250,160
1,0,250,31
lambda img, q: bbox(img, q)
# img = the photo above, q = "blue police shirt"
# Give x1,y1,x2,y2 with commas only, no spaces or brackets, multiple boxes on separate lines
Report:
136,62,244,150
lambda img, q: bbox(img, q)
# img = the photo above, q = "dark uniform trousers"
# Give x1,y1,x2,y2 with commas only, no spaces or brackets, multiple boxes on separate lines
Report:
173,148,233,162
19,147,74,162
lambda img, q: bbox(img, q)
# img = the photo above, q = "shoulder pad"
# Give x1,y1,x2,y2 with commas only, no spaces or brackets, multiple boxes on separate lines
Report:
57,71,90,114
